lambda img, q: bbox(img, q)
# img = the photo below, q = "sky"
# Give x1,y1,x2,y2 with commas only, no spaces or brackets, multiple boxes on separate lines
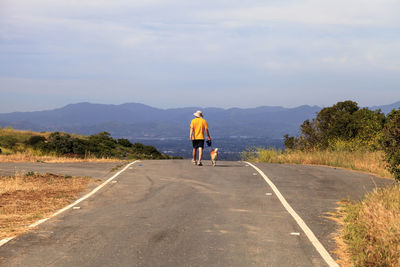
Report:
1,0,399,113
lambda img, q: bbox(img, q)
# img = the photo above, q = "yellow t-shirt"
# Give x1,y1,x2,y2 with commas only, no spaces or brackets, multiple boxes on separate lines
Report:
190,118,208,140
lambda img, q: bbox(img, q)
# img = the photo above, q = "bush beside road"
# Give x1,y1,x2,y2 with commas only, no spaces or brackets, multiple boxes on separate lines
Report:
0,128,180,162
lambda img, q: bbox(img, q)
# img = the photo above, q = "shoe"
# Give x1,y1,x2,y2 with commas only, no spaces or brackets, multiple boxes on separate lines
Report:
192,160,197,165
198,162,203,166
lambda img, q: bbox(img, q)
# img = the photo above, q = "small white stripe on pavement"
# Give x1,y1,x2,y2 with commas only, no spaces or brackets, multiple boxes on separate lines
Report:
0,237,14,247
245,161,339,267
0,160,138,247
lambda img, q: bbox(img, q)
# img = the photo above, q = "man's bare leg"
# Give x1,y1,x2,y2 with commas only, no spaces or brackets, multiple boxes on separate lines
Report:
192,148,197,164
198,147,203,165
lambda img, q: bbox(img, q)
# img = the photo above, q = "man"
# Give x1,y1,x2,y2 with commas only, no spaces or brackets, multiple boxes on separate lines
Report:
190,110,211,166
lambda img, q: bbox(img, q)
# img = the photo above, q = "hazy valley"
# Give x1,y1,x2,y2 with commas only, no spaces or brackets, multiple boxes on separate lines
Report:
0,101,399,159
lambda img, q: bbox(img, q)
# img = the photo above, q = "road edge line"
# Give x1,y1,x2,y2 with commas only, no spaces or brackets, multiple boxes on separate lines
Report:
245,161,339,267
0,160,138,247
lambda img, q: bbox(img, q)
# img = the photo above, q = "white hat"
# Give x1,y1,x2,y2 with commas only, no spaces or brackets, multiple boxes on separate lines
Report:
193,110,203,118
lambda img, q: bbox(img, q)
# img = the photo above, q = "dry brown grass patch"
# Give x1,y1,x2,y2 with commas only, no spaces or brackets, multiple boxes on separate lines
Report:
0,128,50,138
0,152,122,163
0,172,94,239
278,150,391,178
327,201,354,267
333,184,400,266
242,148,393,179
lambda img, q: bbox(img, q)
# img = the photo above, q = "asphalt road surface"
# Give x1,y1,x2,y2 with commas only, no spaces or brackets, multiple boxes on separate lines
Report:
0,160,393,267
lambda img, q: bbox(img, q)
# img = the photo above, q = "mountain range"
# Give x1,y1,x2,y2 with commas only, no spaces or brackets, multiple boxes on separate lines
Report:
0,101,399,141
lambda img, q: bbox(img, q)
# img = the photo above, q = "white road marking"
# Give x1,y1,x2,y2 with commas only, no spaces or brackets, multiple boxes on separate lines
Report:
291,232,301,236
0,161,138,247
73,207,81,210
265,193,273,196
245,161,339,267
0,237,14,247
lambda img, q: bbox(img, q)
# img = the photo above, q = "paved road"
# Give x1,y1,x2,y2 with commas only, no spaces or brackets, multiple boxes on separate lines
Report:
0,160,393,266
0,162,122,179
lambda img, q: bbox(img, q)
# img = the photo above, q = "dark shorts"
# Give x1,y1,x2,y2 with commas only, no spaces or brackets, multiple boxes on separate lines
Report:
192,140,205,149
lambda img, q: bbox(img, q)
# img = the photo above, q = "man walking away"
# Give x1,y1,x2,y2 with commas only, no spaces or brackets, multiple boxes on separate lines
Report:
190,110,211,166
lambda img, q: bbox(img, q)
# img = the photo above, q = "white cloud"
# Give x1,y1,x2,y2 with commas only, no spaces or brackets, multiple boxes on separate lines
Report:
197,0,400,27
0,0,399,110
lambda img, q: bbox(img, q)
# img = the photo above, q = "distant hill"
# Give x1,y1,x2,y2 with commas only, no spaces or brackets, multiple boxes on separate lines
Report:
370,101,400,114
1,101,399,141
0,102,321,139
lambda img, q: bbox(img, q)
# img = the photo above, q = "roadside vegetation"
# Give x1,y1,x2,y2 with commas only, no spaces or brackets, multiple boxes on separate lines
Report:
0,172,94,239
242,100,400,266
241,149,391,178
334,184,400,267
0,127,180,162
242,100,400,180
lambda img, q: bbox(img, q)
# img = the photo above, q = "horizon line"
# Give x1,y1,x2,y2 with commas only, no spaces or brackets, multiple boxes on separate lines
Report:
2,100,399,114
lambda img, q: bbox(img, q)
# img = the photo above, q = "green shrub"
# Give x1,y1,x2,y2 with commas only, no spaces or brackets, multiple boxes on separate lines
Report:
241,147,280,162
240,147,257,161
117,138,133,147
257,148,280,162
44,132,74,155
84,132,117,158
71,138,89,156
0,136,18,148
25,135,46,147
382,108,400,181
0,128,168,160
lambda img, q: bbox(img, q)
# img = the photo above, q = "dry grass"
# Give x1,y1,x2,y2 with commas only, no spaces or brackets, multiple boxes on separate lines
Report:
325,202,353,267
279,150,392,178
242,148,393,179
0,128,50,138
0,151,122,163
333,184,400,266
0,127,86,139
0,172,94,239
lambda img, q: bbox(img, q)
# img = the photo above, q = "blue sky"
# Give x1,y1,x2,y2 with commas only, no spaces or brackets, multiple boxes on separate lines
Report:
1,0,399,113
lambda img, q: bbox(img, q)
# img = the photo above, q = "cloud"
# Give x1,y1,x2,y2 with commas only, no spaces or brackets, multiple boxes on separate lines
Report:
0,0,399,111
197,0,400,27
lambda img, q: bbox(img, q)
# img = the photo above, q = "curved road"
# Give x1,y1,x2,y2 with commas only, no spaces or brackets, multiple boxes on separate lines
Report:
0,160,393,266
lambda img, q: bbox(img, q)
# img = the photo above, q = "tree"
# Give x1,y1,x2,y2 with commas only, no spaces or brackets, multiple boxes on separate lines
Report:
25,135,46,147
283,134,296,150
283,101,386,151
382,108,400,181
316,100,359,144
299,119,321,149
349,108,385,150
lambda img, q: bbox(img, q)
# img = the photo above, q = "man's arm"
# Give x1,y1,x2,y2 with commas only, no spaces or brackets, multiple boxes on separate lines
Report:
190,127,194,140
206,129,211,141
